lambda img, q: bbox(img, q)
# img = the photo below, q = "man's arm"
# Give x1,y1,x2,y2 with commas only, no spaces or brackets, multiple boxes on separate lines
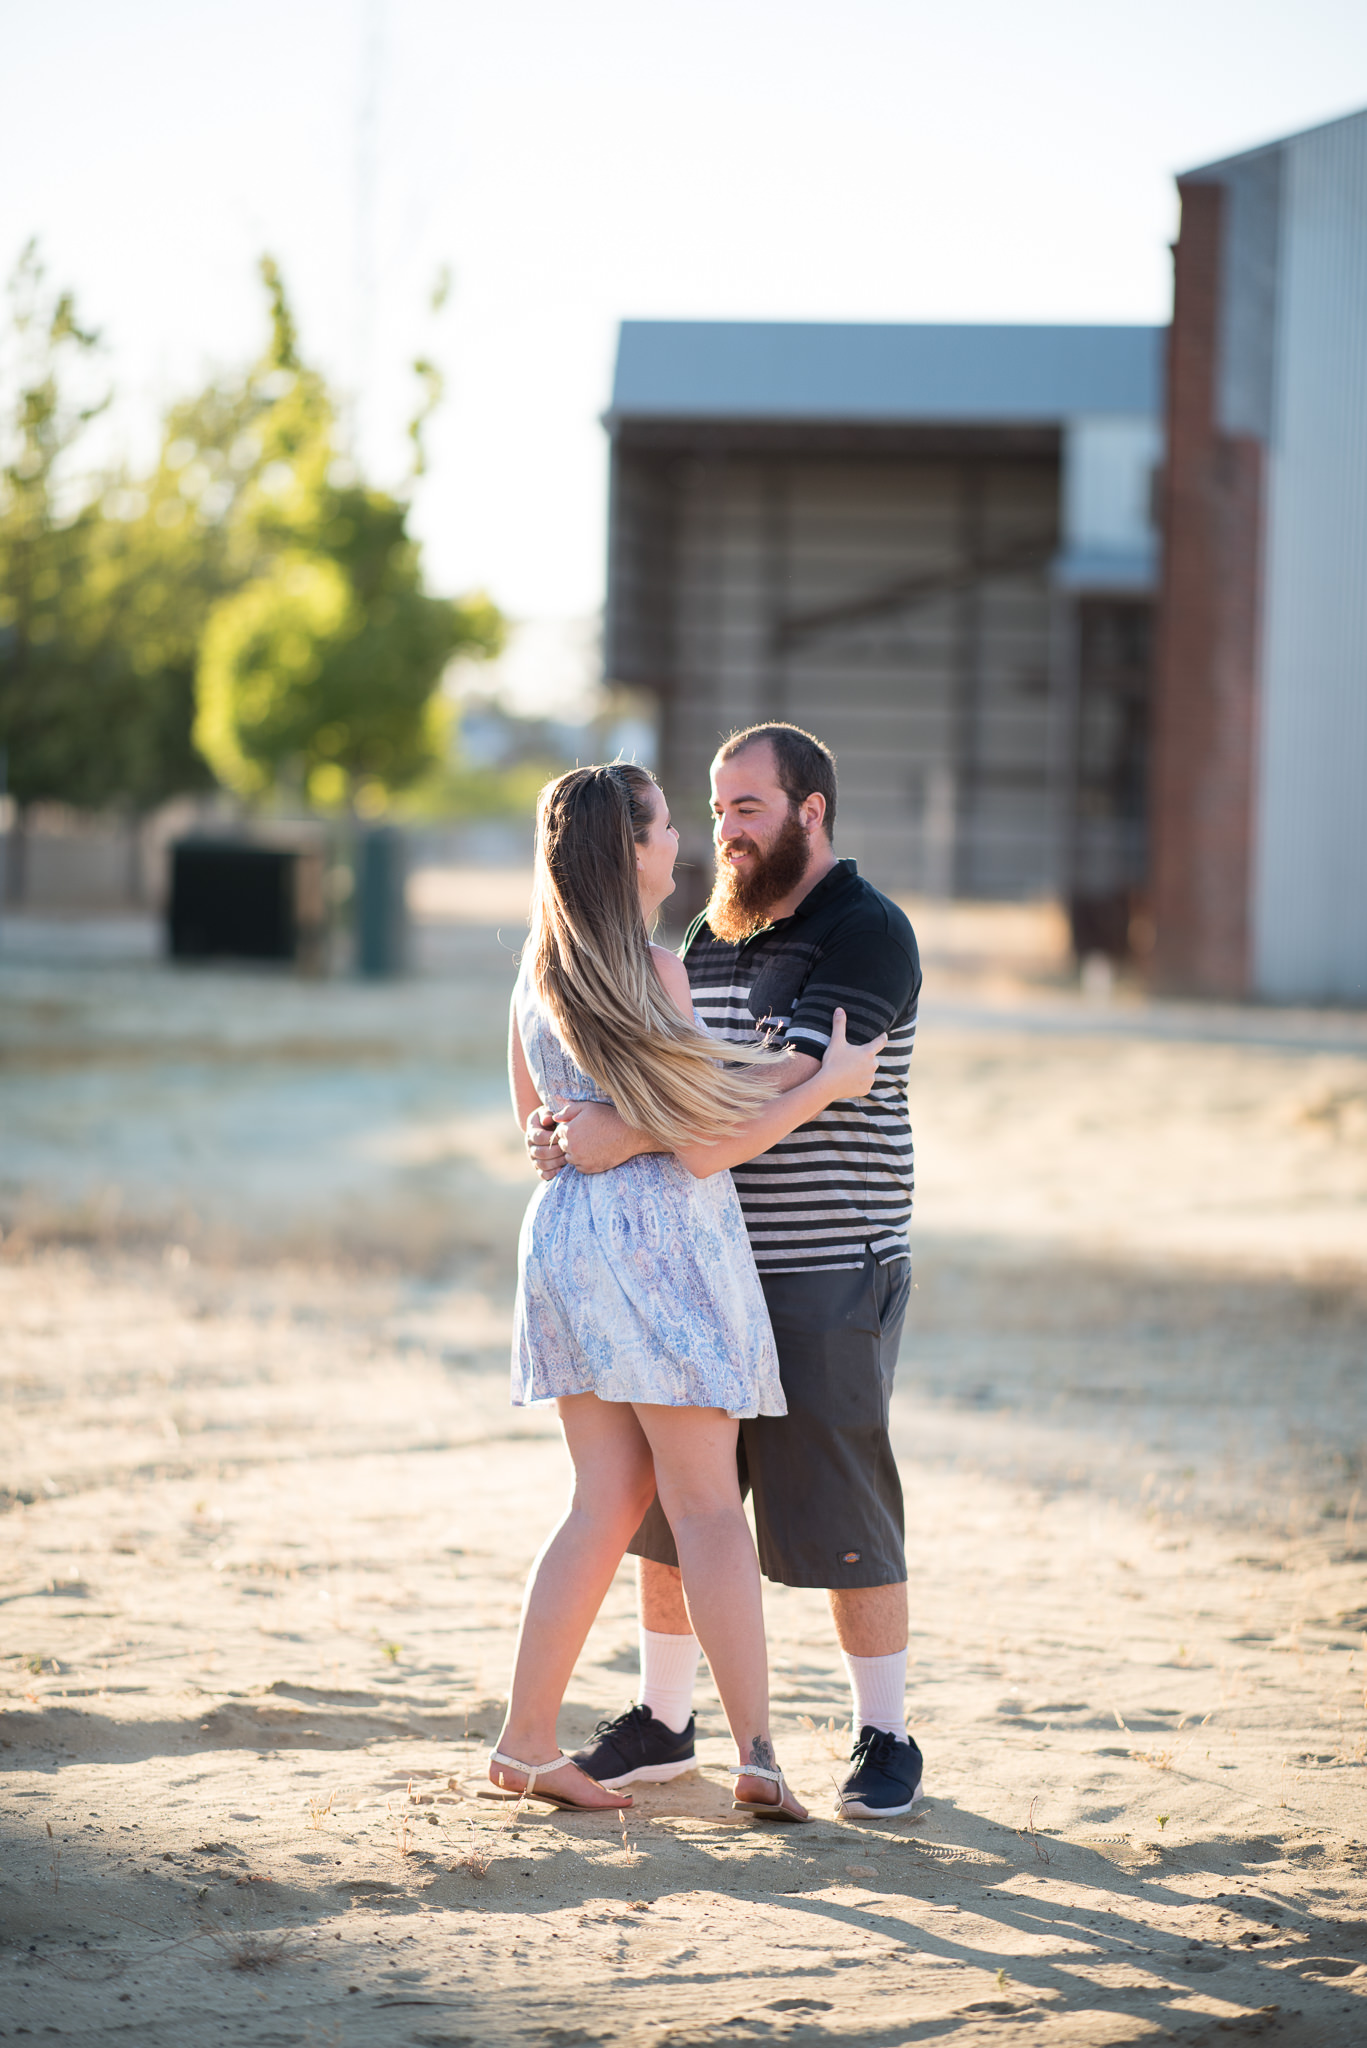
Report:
533,1100,668,1177
783,926,919,1065
551,1048,818,1172
529,975,819,1177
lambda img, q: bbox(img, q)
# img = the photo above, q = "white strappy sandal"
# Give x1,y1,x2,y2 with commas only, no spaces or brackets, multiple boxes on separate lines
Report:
730,1761,810,1823
480,1748,632,1812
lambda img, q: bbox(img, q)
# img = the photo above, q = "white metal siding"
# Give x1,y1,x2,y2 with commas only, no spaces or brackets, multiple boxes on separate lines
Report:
1252,111,1367,1002
1062,416,1163,560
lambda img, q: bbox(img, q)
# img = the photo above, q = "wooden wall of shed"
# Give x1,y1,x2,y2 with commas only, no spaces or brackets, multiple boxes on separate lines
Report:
607,442,1065,912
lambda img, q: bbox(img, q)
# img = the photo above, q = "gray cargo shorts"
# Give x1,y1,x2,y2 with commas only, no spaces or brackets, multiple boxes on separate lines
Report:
626,1248,910,1590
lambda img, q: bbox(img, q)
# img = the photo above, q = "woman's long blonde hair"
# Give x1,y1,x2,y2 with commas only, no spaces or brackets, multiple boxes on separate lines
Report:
527,762,785,1150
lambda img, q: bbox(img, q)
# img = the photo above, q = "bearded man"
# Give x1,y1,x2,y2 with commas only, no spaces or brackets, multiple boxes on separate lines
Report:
525,722,923,1819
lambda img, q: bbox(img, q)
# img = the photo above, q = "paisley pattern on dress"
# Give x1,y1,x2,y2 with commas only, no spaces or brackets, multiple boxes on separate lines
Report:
511,961,786,1419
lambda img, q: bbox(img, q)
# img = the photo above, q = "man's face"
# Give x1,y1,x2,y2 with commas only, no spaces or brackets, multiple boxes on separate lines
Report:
704,741,817,939
710,741,797,876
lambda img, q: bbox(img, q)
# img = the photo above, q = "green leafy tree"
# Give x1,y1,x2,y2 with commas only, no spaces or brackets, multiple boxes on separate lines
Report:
0,240,112,808
1,246,503,822
71,377,278,807
0,242,272,812
194,259,503,811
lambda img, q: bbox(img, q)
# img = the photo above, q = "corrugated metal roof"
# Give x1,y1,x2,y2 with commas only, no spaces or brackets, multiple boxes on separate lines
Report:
609,320,1164,424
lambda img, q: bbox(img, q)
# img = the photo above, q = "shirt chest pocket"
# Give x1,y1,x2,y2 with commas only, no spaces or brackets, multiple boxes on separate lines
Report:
745,954,809,1034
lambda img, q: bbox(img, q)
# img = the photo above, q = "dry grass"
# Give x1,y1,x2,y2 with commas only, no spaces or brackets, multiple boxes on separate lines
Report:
618,1807,639,1865
800,1713,847,1759
197,1893,298,1974
1018,1797,1052,1865
219,1926,295,1973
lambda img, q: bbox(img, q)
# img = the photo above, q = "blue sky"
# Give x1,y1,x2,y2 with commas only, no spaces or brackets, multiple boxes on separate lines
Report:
6,0,1367,632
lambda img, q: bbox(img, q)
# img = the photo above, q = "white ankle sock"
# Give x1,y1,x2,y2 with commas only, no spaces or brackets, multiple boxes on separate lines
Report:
639,1627,700,1735
842,1649,909,1741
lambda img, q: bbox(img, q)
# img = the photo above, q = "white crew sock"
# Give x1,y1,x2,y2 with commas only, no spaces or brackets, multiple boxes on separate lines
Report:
639,1626,700,1735
842,1648,909,1742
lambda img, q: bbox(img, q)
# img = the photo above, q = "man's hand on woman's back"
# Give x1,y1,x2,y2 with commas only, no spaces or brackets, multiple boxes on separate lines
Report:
525,1104,565,1181
524,1100,666,1178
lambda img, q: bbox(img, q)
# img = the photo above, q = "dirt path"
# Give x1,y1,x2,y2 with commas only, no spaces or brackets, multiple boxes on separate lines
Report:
2,916,1365,2045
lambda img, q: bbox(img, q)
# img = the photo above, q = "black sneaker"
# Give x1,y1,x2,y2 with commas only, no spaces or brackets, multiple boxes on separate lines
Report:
837,1725,925,1818
570,1704,697,1791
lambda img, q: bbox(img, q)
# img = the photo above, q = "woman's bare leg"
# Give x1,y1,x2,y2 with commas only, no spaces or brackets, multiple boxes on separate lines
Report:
631,1404,805,1816
493,1393,656,1808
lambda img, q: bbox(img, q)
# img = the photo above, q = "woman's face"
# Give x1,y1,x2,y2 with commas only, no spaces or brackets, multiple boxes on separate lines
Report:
635,781,679,916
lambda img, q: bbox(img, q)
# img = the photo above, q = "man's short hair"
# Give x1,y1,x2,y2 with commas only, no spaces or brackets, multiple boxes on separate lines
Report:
715,722,837,837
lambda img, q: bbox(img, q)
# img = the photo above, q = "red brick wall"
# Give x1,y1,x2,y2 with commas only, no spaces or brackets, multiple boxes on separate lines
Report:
1148,179,1265,997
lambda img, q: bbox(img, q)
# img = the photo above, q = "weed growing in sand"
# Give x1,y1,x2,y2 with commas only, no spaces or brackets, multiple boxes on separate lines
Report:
199,1892,297,1973
23,1652,47,1675
800,1713,847,1759
996,1968,1010,1990
453,1841,493,1878
618,1808,640,1865
1018,1798,1051,1865
212,1923,295,1972
308,1791,336,1830
381,1641,402,1663
1132,1739,1191,1771
1157,1815,1170,1831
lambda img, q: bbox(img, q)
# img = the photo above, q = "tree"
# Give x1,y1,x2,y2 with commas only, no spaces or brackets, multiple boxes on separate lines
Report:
0,240,115,809
194,259,503,811
0,243,278,812
0,246,503,821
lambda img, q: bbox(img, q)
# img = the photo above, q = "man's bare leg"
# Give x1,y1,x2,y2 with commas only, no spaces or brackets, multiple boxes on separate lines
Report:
829,1581,907,1658
639,1556,690,1632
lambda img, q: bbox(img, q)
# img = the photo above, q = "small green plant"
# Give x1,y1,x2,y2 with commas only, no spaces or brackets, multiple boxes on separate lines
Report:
1157,1814,1169,1831
23,1652,45,1675
381,1641,401,1664
996,1967,1009,1990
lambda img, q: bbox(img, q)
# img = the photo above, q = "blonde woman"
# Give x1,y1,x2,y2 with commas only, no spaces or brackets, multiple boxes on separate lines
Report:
490,763,885,1822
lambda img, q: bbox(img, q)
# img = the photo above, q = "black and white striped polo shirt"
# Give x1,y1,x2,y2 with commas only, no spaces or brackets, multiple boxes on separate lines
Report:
682,859,920,1274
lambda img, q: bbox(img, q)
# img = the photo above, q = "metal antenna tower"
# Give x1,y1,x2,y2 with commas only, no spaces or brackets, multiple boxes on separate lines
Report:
353,0,385,458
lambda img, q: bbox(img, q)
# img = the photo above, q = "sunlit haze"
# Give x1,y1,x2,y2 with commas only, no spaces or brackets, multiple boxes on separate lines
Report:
7,0,1367,691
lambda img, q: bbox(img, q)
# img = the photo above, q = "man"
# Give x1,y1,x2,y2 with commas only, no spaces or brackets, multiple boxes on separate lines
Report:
525,722,922,1818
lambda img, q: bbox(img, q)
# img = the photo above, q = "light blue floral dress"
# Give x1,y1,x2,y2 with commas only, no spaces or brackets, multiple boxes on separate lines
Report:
511,961,785,1419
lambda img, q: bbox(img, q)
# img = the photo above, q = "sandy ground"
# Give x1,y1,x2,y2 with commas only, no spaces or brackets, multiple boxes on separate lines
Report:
2,888,1366,2047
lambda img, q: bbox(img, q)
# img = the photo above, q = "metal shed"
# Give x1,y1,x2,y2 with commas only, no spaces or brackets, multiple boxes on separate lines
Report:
603,320,1165,928
1152,106,1367,1003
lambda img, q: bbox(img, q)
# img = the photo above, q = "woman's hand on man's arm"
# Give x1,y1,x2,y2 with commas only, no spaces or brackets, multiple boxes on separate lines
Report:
674,1009,885,1178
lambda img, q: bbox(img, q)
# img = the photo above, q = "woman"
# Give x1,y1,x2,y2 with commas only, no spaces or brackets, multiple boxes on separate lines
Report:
491,763,885,1821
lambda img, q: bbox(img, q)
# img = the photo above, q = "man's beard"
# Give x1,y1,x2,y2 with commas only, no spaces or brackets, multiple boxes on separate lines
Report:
704,809,812,943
